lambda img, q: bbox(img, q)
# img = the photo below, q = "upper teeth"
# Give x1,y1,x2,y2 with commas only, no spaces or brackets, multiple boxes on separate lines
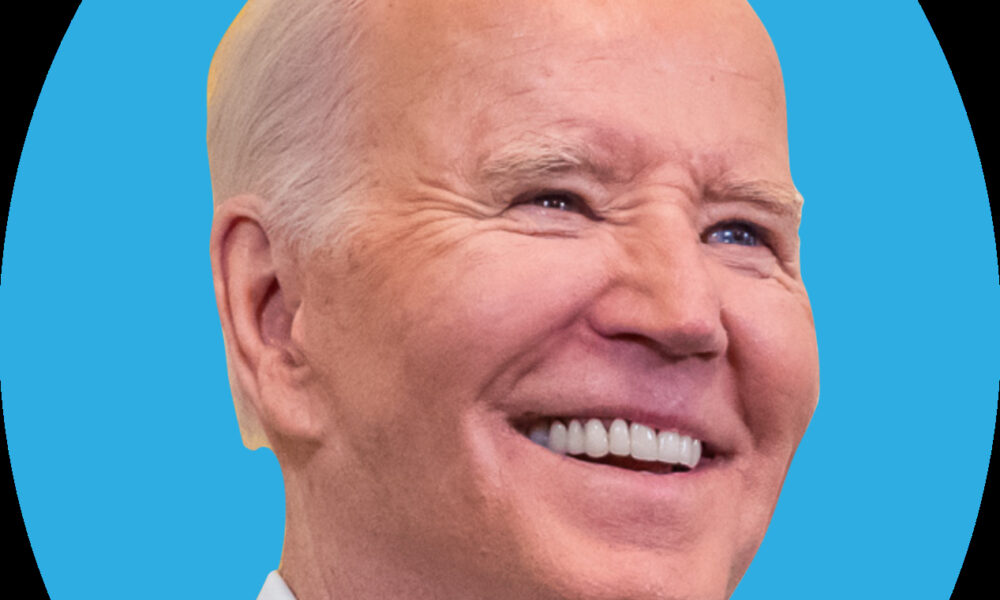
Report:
528,418,702,469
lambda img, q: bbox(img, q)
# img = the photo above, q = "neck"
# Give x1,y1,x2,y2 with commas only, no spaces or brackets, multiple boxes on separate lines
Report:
277,480,486,600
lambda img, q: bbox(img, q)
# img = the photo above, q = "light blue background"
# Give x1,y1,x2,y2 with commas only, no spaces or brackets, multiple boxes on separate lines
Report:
2,1,996,598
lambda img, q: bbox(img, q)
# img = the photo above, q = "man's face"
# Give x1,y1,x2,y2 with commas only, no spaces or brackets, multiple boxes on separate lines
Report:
291,0,818,597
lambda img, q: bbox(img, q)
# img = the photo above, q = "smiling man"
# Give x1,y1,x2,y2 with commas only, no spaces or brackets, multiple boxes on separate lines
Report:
208,1,820,599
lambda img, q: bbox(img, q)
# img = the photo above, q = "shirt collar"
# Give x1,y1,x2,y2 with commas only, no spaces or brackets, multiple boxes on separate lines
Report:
257,571,297,600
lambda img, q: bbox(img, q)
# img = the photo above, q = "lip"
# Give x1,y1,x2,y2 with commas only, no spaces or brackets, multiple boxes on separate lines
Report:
491,414,737,536
465,375,755,553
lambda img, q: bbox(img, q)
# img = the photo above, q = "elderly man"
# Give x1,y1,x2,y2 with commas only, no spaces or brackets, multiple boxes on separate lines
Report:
208,0,819,598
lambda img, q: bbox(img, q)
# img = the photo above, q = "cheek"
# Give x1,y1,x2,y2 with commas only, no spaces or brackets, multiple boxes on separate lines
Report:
393,235,608,395
720,275,820,452
717,275,819,568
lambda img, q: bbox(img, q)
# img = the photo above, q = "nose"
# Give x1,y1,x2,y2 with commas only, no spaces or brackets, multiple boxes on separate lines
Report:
588,217,727,360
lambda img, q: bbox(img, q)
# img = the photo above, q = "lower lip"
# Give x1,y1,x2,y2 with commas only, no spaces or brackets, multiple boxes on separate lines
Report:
462,414,739,551
490,421,735,550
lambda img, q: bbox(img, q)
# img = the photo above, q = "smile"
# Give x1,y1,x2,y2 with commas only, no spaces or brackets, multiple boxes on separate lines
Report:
519,417,707,473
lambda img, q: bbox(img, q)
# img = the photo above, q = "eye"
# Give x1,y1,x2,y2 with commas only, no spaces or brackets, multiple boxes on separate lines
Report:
534,195,579,211
703,220,765,247
511,190,595,217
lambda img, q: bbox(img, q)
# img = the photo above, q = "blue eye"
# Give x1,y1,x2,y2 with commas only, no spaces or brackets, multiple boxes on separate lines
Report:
704,221,763,247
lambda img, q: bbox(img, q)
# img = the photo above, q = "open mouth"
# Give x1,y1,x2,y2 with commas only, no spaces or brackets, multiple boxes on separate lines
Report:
515,417,715,474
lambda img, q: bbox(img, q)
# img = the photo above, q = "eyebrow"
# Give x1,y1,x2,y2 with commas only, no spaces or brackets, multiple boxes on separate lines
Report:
477,134,633,186
476,133,804,220
703,179,804,221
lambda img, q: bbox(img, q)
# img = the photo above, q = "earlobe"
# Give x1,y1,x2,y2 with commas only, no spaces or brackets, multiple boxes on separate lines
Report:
210,196,321,448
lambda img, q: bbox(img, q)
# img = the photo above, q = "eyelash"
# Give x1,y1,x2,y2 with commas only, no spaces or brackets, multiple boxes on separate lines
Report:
512,191,770,249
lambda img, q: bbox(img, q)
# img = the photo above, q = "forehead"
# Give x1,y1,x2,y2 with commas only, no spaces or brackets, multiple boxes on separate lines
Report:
358,0,789,192
366,0,773,55
363,0,781,96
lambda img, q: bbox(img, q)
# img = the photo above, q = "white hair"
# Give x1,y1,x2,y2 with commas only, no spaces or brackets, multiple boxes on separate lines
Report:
208,0,369,258
208,0,368,448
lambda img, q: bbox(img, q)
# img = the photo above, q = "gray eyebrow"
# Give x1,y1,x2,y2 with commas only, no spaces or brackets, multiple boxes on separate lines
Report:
704,179,804,221
477,133,804,221
476,134,625,185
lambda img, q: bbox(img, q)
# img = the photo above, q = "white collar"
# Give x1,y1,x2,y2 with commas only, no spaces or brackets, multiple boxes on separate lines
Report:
257,571,297,600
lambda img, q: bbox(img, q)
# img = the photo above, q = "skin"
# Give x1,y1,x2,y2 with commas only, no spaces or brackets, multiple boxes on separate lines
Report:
211,1,820,598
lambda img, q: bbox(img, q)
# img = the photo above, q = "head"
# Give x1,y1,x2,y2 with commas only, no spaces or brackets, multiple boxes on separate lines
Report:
209,1,820,599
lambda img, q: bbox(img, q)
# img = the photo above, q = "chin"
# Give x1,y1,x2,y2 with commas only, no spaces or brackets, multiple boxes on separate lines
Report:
457,412,771,600
523,545,740,600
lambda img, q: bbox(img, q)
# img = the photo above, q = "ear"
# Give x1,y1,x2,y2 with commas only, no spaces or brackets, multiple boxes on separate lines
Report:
210,195,322,450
